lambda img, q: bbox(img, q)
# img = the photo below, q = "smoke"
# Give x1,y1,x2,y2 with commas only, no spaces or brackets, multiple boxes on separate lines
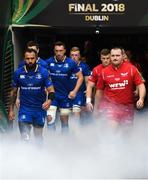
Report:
0,109,148,179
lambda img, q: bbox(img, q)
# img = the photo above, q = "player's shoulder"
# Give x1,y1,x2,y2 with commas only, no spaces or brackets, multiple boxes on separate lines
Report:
37,66,50,79
65,57,78,67
65,56,74,63
38,65,48,74
46,56,54,63
38,57,45,61
18,60,25,68
38,58,47,64
93,64,103,71
15,66,25,73
122,61,137,71
79,61,88,68
80,60,87,65
101,65,112,75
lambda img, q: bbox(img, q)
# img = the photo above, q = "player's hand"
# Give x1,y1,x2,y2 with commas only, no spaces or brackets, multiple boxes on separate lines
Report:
86,102,93,112
136,99,144,109
8,110,15,121
15,98,20,109
68,91,76,99
42,100,52,110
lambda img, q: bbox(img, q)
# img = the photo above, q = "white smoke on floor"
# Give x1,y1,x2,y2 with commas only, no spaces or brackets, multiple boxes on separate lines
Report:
0,109,148,179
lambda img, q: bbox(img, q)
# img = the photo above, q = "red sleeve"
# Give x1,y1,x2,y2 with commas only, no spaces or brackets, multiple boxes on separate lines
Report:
132,66,145,86
88,68,98,84
96,71,105,90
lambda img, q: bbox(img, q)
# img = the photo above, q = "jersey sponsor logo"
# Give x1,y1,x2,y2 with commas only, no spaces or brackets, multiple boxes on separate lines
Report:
21,86,41,90
56,70,61,73
109,80,128,90
20,75,25,79
50,72,68,77
121,72,128,76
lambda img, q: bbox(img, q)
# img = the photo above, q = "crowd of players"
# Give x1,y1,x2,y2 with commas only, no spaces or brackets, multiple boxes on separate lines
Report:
7,41,146,141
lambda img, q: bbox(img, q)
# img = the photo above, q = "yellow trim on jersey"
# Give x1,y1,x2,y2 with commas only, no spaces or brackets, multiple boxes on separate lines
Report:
54,56,66,62
24,65,27,73
35,64,39,72
24,64,38,73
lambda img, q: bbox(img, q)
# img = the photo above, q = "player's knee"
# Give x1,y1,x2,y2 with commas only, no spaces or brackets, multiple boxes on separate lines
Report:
60,108,71,116
47,115,52,122
18,122,31,141
72,105,81,113
19,121,31,133
47,106,57,124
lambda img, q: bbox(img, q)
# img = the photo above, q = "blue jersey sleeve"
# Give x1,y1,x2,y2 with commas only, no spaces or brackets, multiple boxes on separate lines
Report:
71,61,80,74
18,60,25,68
12,70,20,88
43,69,53,88
82,63,91,76
38,58,48,69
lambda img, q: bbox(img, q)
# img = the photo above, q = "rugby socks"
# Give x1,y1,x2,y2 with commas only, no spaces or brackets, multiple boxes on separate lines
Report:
47,122,56,131
61,122,69,134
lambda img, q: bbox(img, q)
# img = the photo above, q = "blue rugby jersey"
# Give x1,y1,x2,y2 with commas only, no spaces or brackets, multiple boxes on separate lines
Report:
46,56,80,98
12,65,52,111
18,57,48,69
70,61,91,92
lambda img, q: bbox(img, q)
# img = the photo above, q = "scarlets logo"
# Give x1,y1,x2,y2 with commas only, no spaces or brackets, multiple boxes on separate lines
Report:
121,72,128,76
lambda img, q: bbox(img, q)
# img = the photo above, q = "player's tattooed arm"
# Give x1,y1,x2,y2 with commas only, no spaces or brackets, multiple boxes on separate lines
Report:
9,88,18,111
8,87,18,121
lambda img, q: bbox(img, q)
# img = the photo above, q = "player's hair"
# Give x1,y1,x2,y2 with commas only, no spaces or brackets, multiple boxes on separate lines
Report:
54,41,66,49
100,48,110,56
70,46,80,52
24,48,38,57
27,41,39,49
111,47,124,54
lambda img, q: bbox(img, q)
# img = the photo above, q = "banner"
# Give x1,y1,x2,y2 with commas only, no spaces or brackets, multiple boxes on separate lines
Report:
12,0,148,27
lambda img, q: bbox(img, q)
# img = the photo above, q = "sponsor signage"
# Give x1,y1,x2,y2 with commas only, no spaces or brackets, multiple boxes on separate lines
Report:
27,0,148,27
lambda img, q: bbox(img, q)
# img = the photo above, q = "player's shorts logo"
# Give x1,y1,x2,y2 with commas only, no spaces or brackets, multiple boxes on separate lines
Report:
21,114,26,119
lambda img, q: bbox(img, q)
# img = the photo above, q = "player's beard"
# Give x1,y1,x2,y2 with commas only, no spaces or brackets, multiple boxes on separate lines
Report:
56,55,65,61
26,62,37,71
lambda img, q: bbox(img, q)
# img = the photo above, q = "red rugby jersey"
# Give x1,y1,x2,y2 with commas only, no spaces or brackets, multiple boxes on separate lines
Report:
88,64,103,85
97,61,144,104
